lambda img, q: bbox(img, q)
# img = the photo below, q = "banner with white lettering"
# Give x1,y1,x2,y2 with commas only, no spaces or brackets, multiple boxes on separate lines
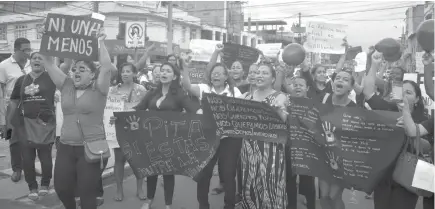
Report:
304,21,348,54
40,13,105,61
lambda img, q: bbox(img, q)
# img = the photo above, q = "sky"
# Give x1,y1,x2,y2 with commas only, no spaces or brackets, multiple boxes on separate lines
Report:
244,0,424,51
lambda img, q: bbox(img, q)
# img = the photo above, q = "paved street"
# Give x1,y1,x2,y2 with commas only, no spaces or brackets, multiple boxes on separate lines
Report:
4,172,425,209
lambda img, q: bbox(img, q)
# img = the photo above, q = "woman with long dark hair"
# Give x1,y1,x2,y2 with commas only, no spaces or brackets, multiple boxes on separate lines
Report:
363,51,430,209
130,62,200,209
181,58,242,209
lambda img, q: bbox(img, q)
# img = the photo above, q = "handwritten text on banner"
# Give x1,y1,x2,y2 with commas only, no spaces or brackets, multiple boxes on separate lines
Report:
304,21,348,54
114,111,218,180
202,93,288,144
104,94,124,147
287,97,405,192
40,13,104,61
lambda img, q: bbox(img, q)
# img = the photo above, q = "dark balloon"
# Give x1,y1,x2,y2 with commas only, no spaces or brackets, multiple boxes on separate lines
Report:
416,19,434,52
282,43,306,66
375,38,401,57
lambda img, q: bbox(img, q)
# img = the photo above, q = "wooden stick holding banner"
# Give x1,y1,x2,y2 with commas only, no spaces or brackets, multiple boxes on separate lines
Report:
40,13,105,61
114,111,219,181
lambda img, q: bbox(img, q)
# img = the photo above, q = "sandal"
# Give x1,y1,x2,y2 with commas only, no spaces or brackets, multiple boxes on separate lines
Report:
38,186,49,196
28,190,39,201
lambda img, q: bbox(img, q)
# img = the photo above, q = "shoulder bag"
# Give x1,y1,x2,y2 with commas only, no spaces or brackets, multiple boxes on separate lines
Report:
21,75,56,145
393,123,434,197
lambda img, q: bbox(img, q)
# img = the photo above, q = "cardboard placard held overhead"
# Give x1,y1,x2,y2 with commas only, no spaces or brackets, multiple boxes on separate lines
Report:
40,13,104,61
222,43,260,75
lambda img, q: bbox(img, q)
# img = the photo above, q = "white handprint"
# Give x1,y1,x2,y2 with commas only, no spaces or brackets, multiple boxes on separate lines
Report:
124,115,140,131
322,121,336,143
423,96,433,107
326,151,340,170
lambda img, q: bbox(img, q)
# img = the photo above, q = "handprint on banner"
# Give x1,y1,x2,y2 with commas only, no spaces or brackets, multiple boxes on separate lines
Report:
124,115,140,131
326,151,340,170
423,96,433,107
322,121,337,145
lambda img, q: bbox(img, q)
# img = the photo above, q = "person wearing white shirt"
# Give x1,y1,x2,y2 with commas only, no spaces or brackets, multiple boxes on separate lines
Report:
0,38,32,183
181,60,242,209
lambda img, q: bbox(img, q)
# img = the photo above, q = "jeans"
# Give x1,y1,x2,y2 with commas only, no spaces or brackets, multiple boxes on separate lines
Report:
197,137,242,209
54,142,107,209
147,175,175,205
9,141,22,172
286,174,316,209
21,142,53,190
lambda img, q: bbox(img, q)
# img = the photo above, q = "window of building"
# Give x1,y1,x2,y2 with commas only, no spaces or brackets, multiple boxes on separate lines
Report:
426,13,433,20
215,31,221,41
14,25,28,39
0,25,6,41
36,24,43,39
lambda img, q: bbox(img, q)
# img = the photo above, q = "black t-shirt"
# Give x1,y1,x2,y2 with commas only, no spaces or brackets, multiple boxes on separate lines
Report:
237,83,251,94
10,72,56,122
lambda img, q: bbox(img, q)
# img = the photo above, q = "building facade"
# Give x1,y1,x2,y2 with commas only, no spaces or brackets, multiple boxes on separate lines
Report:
174,1,247,43
0,2,202,63
403,4,425,73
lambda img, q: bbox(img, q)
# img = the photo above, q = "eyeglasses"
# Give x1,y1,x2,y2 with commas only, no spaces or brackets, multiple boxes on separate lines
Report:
20,48,33,53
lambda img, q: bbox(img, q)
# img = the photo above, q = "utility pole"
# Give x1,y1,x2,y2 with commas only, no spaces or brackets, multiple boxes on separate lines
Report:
298,12,301,44
167,1,173,55
93,1,99,12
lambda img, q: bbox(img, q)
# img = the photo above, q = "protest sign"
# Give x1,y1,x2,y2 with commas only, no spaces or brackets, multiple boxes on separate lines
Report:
256,43,282,58
404,73,434,116
40,13,104,61
222,43,260,76
202,93,287,144
189,39,222,62
104,94,124,147
304,21,348,54
287,97,405,192
188,61,208,84
114,111,218,180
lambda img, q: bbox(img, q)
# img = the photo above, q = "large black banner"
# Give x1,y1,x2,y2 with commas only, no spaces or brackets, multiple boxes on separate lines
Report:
287,97,406,192
202,93,288,144
114,111,218,180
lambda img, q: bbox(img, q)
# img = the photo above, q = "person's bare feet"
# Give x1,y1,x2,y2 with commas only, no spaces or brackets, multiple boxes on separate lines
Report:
137,188,147,200
113,190,124,201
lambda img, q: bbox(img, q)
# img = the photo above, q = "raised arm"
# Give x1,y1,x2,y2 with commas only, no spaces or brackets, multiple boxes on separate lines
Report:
363,51,382,99
206,44,223,75
96,29,116,96
59,58,73,75
180,56,202,98
42,55,67,90
134,44,156,72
